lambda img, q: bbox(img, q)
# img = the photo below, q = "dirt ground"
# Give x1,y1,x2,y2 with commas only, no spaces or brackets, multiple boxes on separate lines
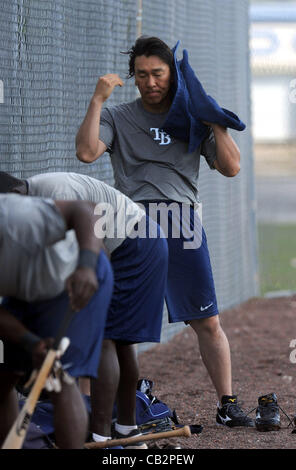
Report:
138,294,296,449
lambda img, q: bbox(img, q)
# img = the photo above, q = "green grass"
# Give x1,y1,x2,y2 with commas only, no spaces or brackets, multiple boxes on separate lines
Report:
257,223,296,295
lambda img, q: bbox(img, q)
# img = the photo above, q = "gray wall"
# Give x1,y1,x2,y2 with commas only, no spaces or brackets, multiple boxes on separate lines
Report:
0,0,259,350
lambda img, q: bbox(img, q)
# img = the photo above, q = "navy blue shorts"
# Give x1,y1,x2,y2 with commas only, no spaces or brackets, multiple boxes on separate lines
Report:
0,251,113,379
105,216,168,343
139,201,219,323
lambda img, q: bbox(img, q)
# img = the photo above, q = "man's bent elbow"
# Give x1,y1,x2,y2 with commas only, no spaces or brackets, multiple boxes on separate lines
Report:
215,159,240,177
227,163,240,177
76,149,96,164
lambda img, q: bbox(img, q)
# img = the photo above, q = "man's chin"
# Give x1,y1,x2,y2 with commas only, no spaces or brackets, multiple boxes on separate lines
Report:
141,92,171,111
146,95,161,102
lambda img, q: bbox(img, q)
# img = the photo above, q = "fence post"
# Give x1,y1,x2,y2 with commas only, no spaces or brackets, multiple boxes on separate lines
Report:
136,0,142,38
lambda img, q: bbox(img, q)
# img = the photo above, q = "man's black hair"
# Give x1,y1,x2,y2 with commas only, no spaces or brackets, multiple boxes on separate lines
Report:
122,36,174,78
0,171,25,193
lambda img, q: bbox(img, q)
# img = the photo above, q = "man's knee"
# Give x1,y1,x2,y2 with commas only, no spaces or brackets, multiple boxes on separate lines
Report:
99,339,117,361
189,315,222,337
116,343,139,382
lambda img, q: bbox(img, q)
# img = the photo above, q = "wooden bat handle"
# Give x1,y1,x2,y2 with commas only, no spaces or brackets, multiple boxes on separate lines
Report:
84,425,191,449
1,349,57,449
1,306,75,450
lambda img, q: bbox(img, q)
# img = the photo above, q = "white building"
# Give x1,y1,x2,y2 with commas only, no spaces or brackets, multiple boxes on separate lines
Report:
250,2,296,142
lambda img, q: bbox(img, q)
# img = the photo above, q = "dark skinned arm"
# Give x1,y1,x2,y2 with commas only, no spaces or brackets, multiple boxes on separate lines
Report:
0,199,105,365
54,200,104,312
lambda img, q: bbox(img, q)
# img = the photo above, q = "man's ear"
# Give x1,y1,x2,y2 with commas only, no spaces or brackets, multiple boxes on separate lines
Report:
12,182,27,195
11,187,22,194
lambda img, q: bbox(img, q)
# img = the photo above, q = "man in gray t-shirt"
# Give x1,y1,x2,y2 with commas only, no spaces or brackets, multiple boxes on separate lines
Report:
97,98,217,205
76,36,254,429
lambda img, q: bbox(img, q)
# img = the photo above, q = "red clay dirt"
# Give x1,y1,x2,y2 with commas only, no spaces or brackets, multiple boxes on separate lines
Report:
138,295,296,449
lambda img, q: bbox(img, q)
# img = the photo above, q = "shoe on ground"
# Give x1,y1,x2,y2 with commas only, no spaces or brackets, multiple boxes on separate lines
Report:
216,395,255,428
113,428,148,449
255,393,281,432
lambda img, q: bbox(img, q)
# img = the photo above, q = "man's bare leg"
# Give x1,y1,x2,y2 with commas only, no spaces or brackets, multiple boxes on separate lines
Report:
115,343,138,425
49,379,89,449
79,377,90,395
90,339,119,437
189,315,232,401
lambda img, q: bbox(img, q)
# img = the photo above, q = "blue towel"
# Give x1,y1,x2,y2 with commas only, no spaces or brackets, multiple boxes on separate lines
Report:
162,41,246,153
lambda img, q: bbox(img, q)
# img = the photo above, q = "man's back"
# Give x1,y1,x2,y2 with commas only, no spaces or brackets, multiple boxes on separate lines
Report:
27,172,145,253
0,193,77,301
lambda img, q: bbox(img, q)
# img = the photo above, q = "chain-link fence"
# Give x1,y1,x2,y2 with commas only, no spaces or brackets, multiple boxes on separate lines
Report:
0,0,259,349
0,0,136,180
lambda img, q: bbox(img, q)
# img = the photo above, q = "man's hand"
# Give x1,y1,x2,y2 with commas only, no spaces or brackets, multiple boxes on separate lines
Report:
76,75,122,162
66,266,99,311
31,337,54,370
93,74,124,103
24,337,71,392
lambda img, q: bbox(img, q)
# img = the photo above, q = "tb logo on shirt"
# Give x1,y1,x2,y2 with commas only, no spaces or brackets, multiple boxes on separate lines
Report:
150,128,171,145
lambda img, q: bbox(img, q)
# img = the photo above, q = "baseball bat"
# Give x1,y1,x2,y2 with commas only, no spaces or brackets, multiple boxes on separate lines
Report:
84,425,191,449
1,306,75,450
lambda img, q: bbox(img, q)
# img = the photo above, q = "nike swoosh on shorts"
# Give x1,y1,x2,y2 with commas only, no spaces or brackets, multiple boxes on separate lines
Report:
200,302,213,311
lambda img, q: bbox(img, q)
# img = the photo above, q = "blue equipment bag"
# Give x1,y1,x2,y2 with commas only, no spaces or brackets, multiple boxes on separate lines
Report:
20,378,179,447
135,378,178,425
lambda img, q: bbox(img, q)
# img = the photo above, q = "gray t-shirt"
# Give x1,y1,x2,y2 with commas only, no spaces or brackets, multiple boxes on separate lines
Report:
0,194,78,302
99,98,217,205
28,172,146,253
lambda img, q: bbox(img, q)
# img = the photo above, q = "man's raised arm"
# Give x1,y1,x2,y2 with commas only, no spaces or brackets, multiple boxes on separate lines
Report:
76,74,123,163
